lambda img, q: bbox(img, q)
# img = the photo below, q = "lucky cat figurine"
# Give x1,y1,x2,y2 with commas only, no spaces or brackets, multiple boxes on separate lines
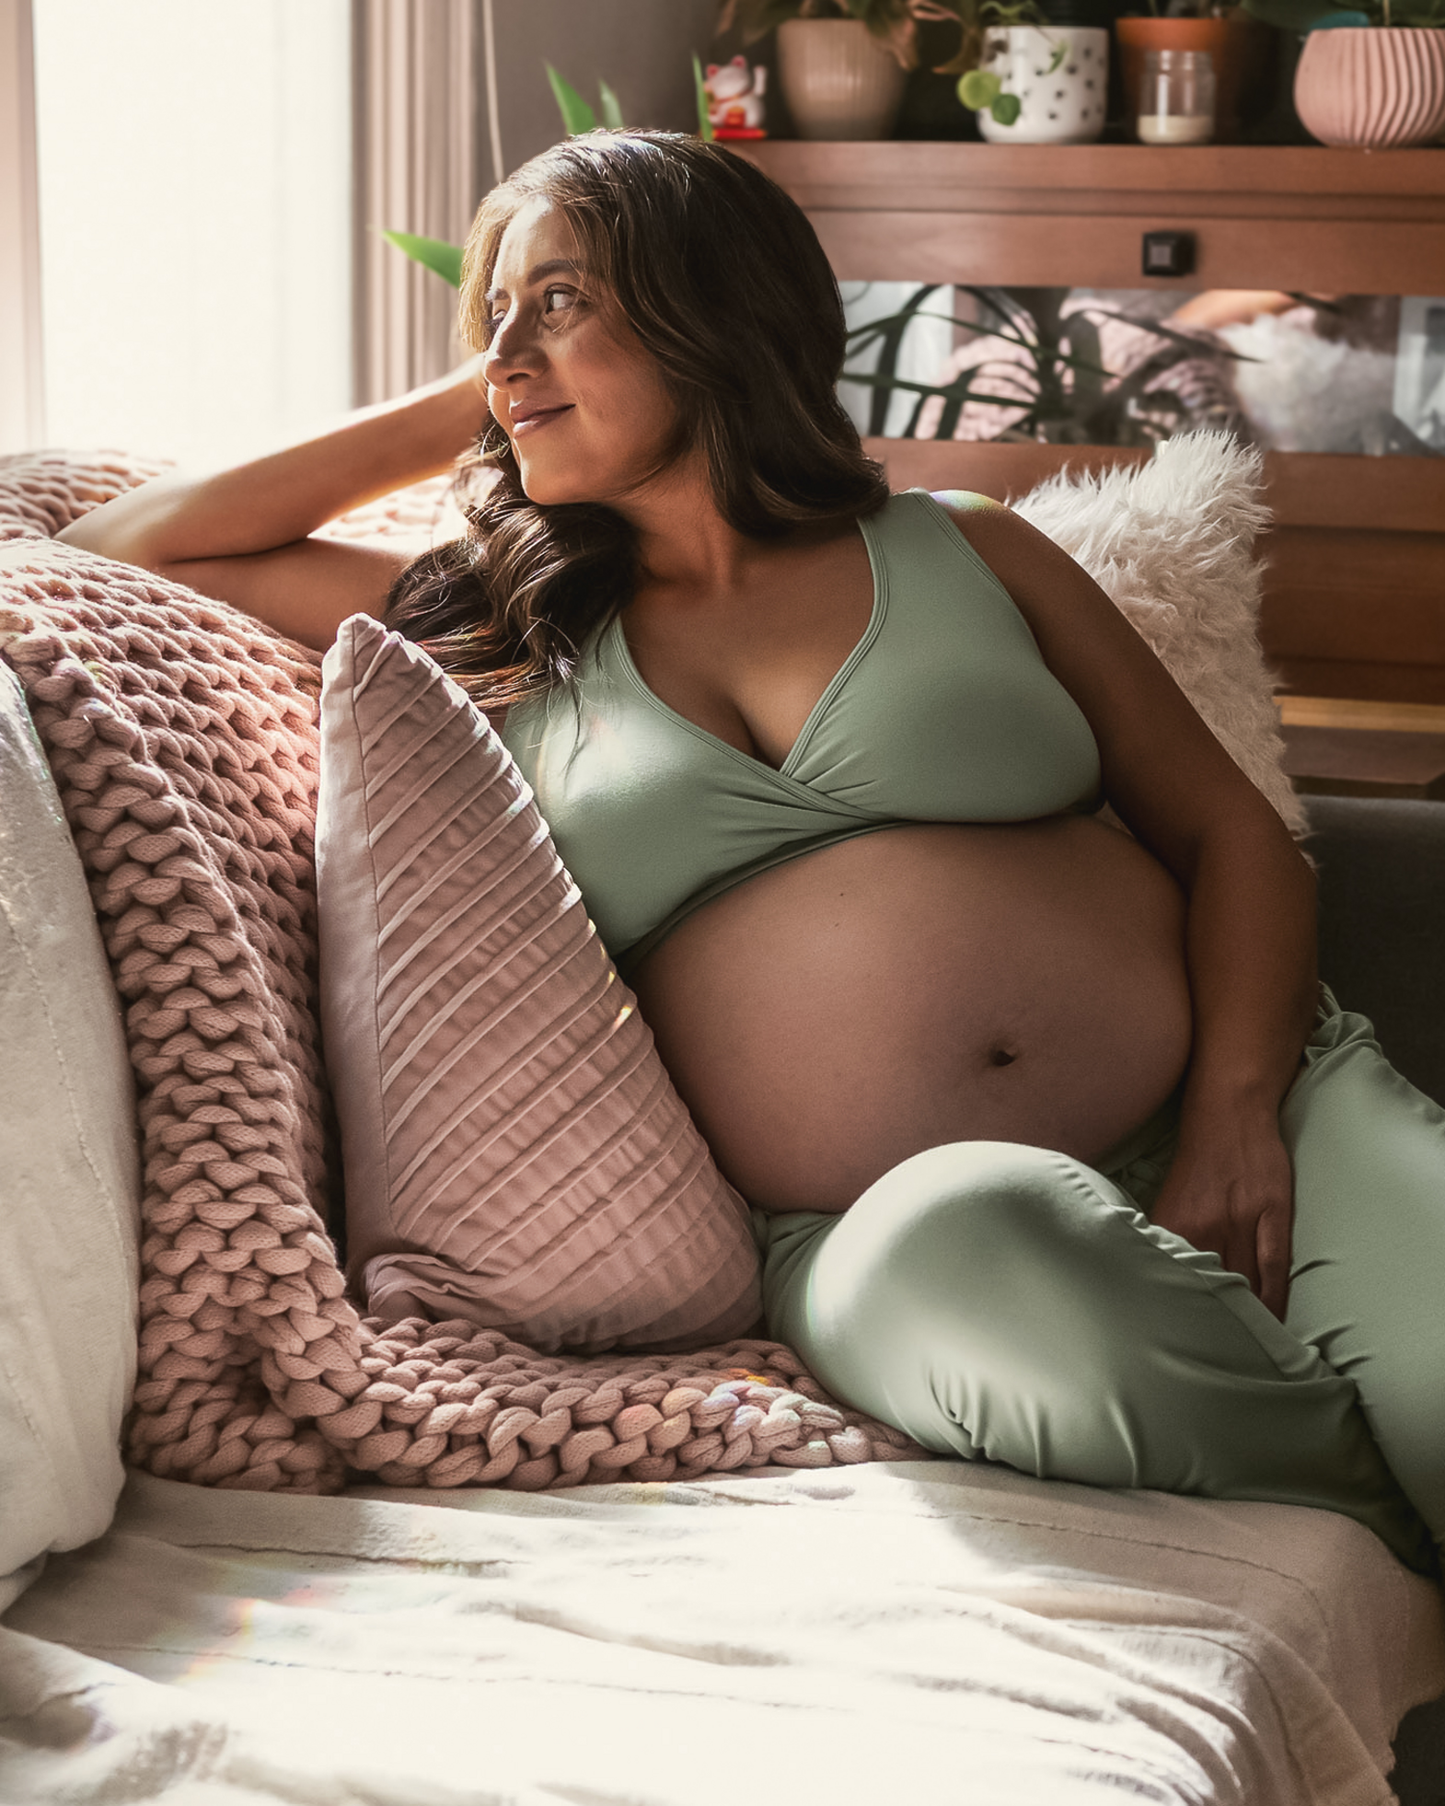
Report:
704,56,768,139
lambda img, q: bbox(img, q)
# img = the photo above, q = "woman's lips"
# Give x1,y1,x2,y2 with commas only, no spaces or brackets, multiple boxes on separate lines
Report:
511,404,573,437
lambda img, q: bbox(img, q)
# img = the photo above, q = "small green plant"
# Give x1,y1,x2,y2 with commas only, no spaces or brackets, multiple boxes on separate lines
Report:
545,65,626,135
956,19,1060,125
378,230,463,288
956,69,1022,124
545,58,716,140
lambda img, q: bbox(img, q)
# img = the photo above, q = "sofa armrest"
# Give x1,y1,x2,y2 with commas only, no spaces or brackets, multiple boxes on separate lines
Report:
1306,795,1445,1109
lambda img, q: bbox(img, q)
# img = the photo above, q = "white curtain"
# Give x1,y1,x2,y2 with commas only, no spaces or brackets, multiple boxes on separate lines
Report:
352,0,488,405
27,0,350,470
0,0,44,453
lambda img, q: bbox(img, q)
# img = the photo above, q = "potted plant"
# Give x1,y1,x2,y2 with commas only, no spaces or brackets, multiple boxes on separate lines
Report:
1114,4,1274,142
960,2,1110,141
719,0,980,138
1242,0,1445,144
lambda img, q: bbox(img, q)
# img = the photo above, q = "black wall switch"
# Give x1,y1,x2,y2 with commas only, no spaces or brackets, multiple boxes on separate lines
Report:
1142,230,1196,278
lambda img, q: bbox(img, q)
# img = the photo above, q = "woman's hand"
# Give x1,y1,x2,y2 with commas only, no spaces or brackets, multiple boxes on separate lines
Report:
1148,1100,1296,1321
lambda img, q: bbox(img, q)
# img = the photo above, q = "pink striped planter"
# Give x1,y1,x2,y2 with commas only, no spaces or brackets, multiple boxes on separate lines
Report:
1294,27,1445,148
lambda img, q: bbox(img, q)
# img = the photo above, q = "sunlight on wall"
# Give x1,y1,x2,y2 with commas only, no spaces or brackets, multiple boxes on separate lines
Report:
32,0,351,470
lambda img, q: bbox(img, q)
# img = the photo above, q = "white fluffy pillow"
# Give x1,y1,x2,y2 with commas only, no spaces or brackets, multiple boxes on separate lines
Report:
0,660,141,1603
1014,432,1305,837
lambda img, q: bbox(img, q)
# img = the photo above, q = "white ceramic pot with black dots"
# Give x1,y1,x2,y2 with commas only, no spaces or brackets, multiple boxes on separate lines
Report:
975,25,1109,144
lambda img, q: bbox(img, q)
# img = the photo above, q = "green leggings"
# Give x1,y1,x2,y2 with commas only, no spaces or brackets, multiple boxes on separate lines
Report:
755,994,1445,1575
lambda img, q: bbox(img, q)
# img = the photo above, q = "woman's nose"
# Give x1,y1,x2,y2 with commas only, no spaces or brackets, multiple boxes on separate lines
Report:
482,306,543,385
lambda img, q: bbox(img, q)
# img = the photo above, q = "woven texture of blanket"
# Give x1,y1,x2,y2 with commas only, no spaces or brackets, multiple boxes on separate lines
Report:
0,449,173,544
0,509,918,1494
4,1461,1444,1805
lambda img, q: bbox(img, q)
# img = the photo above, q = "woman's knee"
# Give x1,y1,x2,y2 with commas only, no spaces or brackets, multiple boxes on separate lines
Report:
790,1142,1143,1393
823,1139,1133,1313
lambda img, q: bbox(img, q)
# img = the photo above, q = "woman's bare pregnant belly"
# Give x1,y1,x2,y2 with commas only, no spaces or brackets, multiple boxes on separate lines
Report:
630,817,1192,1214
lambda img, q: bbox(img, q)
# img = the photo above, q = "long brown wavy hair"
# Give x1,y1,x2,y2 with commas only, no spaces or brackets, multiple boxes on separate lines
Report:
384,129,890,709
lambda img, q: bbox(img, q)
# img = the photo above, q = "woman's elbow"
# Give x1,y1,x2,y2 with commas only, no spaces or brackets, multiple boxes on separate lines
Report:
54,476,182,568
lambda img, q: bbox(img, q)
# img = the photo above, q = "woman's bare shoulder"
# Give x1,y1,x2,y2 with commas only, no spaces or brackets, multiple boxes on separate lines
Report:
926,488,1046,580
928,487,1007,518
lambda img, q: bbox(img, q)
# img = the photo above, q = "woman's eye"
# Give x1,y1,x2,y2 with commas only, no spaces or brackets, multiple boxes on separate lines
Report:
483,288,581,342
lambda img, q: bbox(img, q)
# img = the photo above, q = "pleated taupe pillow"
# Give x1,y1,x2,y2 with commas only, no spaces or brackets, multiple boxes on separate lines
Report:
317,615,762,1354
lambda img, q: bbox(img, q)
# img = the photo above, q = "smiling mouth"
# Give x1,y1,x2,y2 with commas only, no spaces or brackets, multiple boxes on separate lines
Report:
511,405,573,436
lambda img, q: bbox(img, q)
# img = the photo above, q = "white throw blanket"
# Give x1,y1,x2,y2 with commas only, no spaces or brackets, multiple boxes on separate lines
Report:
3,1461,1442,1804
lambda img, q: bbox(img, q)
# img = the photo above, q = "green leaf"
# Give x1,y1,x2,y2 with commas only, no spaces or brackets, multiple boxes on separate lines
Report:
1046,40,1066,72
693,53,716,140
379,229,464,289
546,63,596,135
990,91,1022,125
598,79,626,130
958,68,1001,108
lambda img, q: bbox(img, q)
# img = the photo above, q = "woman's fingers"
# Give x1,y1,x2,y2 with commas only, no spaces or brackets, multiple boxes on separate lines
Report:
1150,1152,1295,1320
1223,1194,1262,1300
1255,1195,1294,1322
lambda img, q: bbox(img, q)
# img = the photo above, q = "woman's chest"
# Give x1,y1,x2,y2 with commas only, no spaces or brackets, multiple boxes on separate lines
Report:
620,527,876,771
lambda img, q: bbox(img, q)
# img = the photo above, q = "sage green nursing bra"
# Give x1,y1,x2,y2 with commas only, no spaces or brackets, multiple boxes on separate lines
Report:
499,488,1102,971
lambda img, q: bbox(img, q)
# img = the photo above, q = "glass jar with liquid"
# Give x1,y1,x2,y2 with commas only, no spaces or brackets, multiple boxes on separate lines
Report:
1137,49,1216,145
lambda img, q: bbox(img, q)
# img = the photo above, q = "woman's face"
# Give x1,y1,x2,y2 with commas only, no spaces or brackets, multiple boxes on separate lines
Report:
481,197,683,512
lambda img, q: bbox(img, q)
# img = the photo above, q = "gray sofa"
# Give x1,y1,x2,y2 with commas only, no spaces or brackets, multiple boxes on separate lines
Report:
1311,795,1445,1114
1309,794,1445,1804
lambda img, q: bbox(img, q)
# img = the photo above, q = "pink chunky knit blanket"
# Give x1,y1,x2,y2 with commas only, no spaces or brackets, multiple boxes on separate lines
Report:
0,454,924,1494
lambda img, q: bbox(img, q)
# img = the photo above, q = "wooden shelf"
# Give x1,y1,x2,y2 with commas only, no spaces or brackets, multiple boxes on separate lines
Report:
742,142,1445,292
1282,723,1445,800
744,142,1445,201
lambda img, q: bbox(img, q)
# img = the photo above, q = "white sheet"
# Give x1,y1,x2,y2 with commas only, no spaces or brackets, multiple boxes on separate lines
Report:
2,1460,1442,1805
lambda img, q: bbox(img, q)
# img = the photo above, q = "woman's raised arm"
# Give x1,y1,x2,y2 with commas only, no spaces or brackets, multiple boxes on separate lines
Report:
56,357,490,650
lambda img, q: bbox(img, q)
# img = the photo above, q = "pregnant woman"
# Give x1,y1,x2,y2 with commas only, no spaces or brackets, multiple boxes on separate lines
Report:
60,130,1445,1576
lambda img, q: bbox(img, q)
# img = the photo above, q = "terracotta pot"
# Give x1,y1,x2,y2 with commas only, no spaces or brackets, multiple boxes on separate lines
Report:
1294,27,1445,147
1115,16,1272,142
975,26,1109,143
776,18,907,141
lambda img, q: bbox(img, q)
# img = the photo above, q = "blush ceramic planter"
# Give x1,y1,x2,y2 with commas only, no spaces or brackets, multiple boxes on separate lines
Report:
975,26,1109,144
1293,27,1445,148
776,18,907,140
